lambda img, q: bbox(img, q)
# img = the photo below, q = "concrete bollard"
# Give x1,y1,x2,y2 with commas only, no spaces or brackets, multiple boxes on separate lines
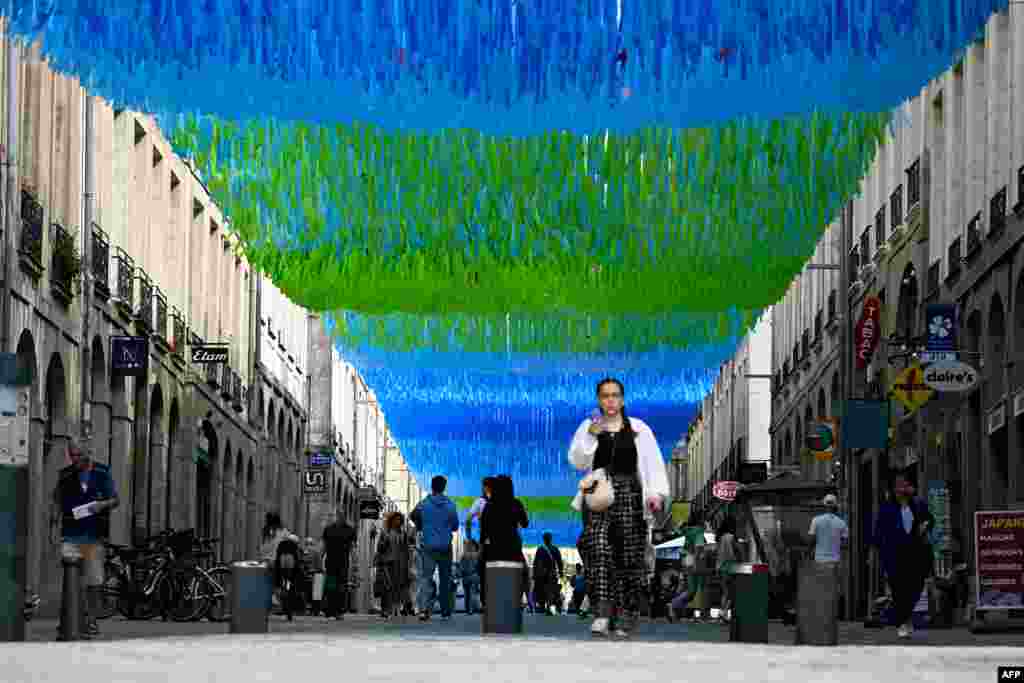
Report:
230,561,272,634
482,561,524,635
57,555,83,642
795,561,840,646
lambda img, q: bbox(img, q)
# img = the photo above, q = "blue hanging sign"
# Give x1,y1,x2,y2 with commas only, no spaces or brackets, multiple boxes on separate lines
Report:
308,452,333,469
925,304,957,354
110,336,149,378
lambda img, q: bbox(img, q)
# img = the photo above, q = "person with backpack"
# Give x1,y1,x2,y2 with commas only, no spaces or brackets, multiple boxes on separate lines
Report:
322,512,357,619
410,475,460,621
261,512,302,619
532,532,564,614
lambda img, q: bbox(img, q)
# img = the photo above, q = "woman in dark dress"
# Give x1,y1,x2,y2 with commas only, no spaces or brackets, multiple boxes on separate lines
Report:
480,475,529,608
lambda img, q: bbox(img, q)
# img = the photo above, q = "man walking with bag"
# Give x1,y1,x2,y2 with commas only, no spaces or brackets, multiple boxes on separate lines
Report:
410,475,459,621
322,512,357,620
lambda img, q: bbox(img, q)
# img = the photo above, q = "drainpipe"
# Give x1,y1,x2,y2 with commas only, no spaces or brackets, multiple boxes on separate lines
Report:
1,39,18,354
79,94,94,440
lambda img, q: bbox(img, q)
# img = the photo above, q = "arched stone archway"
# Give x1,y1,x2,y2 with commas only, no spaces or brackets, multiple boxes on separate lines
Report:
108,358,129,543
266,401,277,503
16,332,43,591
89,336,110,464
246,457,256,557
165,399,180,532
896,263,919,339
988,295,1008,508
43,352,68,596
221,442,234,559
235,451,245,561
794,415,803,466
147,383,165,536
196,420,219,539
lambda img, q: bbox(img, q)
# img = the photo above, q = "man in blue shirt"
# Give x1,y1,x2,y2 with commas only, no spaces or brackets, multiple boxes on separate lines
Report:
53,442,119,638
410,475,459,621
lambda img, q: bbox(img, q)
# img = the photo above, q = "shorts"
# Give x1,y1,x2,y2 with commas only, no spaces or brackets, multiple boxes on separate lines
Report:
62,541,105,587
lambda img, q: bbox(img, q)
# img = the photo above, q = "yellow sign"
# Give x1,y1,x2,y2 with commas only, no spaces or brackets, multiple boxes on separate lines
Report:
891,363,934,414
671,502,691,526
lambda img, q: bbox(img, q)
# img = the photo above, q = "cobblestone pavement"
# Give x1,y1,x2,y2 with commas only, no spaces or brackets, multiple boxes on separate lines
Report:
5,614,1024,683
25,611,1024,646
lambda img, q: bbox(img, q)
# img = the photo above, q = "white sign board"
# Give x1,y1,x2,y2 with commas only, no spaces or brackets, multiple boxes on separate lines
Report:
924,361,979,393
919,351,957,364
0,386,30,467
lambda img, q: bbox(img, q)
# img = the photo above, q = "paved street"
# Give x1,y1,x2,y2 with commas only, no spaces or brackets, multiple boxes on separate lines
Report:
8,610,1024,679
8,614,1023,683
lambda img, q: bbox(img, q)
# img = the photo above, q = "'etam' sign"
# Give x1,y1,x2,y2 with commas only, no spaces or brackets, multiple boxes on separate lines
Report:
190,344,229,365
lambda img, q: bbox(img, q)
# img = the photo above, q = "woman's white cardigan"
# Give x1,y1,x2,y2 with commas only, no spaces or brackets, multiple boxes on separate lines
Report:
568,417,671,514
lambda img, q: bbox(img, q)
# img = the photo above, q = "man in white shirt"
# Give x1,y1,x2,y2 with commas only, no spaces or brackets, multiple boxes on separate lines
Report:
809,494,848,564
464,477,495,541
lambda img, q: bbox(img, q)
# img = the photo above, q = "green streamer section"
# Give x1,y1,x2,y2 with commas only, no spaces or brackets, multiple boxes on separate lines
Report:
170,112,889,318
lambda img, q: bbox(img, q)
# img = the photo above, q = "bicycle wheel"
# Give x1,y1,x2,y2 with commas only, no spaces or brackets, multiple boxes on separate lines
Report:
95,568,125,620
163,570,204,622
198,566,233,623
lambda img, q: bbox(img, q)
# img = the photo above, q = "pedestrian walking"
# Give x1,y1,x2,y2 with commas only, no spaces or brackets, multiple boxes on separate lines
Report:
569,563,587,615
261,513,302,619
53,441,119,639
809,494,849,565
569,377,671,639
479,475,529,612
375,512,412,619
410,475,460,622
532,532,564,614
322,512,357,620
459,539,482,614
466,477,495,608
871,474,935,639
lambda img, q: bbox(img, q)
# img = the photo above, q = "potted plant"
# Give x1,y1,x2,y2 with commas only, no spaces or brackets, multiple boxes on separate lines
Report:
52,233,82,301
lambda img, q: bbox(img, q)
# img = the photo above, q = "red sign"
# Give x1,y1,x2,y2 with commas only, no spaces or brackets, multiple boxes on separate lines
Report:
975,511,1024,610
712,481,739,502
854,296,882,369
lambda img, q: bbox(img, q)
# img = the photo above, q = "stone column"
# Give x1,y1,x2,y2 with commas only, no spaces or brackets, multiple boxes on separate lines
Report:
148,437,166,534
90,386,112,466
131,398,151,545
109,405,134,546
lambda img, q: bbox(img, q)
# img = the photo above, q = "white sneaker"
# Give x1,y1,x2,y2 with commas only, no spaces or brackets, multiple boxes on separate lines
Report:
591,617,610,636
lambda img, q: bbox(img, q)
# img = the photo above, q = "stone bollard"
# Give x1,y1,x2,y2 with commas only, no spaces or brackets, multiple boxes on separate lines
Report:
57,550,83,642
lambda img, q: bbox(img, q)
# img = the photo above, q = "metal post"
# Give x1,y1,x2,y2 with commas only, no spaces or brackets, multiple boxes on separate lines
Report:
79,94,94,439
838,201,855,620
57,554,83,641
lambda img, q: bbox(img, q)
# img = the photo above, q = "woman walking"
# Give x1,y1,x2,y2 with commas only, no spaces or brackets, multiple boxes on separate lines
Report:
569,377,670,638
375,512,412,619
480,475,529,611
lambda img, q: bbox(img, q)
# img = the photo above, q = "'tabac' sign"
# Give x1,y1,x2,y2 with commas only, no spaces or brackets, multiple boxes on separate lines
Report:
854,296,882,369
110,336,148,378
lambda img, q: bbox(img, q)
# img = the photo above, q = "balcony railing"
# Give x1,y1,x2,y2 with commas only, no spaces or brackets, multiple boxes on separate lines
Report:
989,187,1007,240
783,360,791,379
19,190,43,274
828,289,837,322
849,247,860,277
171,308,186,359
890,185,903,229
91,223,110,299
907,158,921,207
792,344,800,367
875,206,886,247
860,230,871,262
205,357,219,387
114,247,134,307
1016,166,1024,215
232,371,243,404
136,270,153,330
801,330,810,360
154,287,168,345
50,223,76,304
926,261,940,297
966,213,982,258
947,237,962,281
814,310,823,343
219,365,233,399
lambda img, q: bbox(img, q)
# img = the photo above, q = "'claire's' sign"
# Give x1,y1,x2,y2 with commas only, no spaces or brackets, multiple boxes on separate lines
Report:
854,296,882,369
924,360,978,393
190,344,229,365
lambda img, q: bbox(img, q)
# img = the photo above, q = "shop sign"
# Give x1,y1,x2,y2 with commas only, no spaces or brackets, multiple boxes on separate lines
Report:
110,336,149,378
190,344,229,364
307,452,333,468
805,419,837,462
303,469,329,496
923,360,978,393
974,510,1024,611
890,363,933,414
712,480,738,502
925,304,957,354
854,296,882,369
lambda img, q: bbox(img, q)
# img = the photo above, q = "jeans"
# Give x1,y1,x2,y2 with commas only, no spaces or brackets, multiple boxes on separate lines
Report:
417,547,453,616
463,577,479,613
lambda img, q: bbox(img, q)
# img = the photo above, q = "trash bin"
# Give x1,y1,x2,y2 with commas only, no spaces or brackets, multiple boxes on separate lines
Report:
728,563,771,643
483,561,524,634
795,561,840,645
230,561,272,634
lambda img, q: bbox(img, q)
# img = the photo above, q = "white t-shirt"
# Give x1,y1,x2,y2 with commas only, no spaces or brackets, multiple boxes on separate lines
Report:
901,505,913,534
809,513,848,563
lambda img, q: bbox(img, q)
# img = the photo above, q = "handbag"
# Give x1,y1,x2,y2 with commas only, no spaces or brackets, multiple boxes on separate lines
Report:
581,470,615,512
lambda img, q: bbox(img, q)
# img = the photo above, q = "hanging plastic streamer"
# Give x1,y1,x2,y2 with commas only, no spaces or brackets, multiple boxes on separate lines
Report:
167,111,888,316
4,0,1004,135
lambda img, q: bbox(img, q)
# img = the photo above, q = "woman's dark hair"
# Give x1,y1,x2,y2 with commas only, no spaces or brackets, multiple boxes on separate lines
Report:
262,512,282,540
385,511,404,530
596,377,636,439
491,474,515,500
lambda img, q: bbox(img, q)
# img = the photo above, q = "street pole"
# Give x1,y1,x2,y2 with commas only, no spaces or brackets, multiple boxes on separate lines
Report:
838,201,855,621
79,94,94,442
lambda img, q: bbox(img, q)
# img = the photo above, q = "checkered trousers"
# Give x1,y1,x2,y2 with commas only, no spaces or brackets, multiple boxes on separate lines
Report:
577,474,647,619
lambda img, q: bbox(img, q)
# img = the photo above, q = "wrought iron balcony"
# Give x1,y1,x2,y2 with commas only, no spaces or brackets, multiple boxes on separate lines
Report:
946,237,962,281
50,223,76,304
989,186,1007,240
849,247,861,278
874,206,886,247
91,223,110,299
154,287,168,346
171,308,186,359
792,343,800,366
136,270,154,330
966,213,982,258
813,310,823,344
219,365,233,399
232,371,243,403
890,185,903,229
827,289,837,322
19,190,44,275
801,330,810,361
926,261,940,298
205,357,219,387
114,247,134,308
860,230,871,262
906,158,921,208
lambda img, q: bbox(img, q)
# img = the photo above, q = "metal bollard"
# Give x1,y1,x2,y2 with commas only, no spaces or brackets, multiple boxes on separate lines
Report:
482,561,524,635
58,556,83,642
230,561,272,634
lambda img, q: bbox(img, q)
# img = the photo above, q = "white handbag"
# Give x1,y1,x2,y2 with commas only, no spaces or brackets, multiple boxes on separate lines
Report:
580,468,614,513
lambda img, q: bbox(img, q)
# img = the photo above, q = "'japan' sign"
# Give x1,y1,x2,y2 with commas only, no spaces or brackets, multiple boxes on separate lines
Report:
854,296,882,369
